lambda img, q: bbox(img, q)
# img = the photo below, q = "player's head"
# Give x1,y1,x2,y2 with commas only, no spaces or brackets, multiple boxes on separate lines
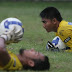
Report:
19,48,50,70
40,7,62,21
39,7,63,32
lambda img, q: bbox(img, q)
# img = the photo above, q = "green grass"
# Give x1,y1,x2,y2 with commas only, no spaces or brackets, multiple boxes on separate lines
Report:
0,1,72,72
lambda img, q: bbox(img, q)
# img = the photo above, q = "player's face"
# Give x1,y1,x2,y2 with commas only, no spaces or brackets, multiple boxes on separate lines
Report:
21,48,45,61
41,18,55,32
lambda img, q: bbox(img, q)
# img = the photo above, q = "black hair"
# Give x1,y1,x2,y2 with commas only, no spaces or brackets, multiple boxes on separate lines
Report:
23,56,50,71
40,7,63,22
19,49,25,55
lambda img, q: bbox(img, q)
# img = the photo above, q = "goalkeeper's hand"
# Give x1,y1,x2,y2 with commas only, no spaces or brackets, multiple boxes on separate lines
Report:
13,28,23,43
0,26,23,44
46,41,60,51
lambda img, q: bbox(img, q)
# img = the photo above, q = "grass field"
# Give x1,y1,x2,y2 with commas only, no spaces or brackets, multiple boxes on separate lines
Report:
0,1,72,72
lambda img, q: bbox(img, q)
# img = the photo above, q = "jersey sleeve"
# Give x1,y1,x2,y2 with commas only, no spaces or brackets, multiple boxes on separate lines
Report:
3,57,14,70
0,50,23,70
56,26,72,49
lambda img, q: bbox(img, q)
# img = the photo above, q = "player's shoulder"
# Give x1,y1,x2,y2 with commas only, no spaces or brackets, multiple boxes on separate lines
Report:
7,49,18,60
60,20,68,26
59,20,72,30
60,20,72,26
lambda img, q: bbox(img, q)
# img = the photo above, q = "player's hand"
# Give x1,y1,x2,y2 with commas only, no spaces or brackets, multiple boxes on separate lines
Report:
0,26,16,44
13,29,23,43
46,41,54,50
46,41,60,51
0,26,23,44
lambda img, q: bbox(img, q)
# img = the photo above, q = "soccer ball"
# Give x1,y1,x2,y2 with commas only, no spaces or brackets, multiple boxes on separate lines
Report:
52,36,66,49
0,17,24,35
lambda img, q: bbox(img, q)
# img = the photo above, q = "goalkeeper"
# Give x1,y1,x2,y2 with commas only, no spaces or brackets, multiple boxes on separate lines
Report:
40,7,72,52
0,18,50,71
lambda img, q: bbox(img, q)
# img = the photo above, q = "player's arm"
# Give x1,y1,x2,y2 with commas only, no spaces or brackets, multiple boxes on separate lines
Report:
0,26,17,67
0,38,11,67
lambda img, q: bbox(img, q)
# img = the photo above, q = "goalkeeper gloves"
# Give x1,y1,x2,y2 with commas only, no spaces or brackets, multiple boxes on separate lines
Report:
0,26,23,44
46,41,60,52
0,26,15,44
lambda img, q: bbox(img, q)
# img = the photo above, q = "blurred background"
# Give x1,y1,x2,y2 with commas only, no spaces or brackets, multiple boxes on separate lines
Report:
0,0,72,2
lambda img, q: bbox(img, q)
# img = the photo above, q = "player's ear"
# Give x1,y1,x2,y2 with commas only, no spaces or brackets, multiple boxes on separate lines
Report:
52,18,57,24
28,60,35,67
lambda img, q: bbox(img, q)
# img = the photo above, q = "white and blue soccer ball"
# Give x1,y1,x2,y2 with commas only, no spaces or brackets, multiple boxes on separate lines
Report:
0,17,24,35
52,36,66,49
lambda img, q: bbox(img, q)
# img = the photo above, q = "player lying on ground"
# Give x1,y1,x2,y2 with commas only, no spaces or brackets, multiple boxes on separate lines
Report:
40,7,72,52
0,38,50,71
0,18,50,71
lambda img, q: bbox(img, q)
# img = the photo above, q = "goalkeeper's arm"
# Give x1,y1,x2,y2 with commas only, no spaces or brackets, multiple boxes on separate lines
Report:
0,37,11,66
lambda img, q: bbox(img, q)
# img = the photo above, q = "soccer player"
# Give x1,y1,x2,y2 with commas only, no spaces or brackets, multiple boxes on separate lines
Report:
40,7,72,52
0,25,50,71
